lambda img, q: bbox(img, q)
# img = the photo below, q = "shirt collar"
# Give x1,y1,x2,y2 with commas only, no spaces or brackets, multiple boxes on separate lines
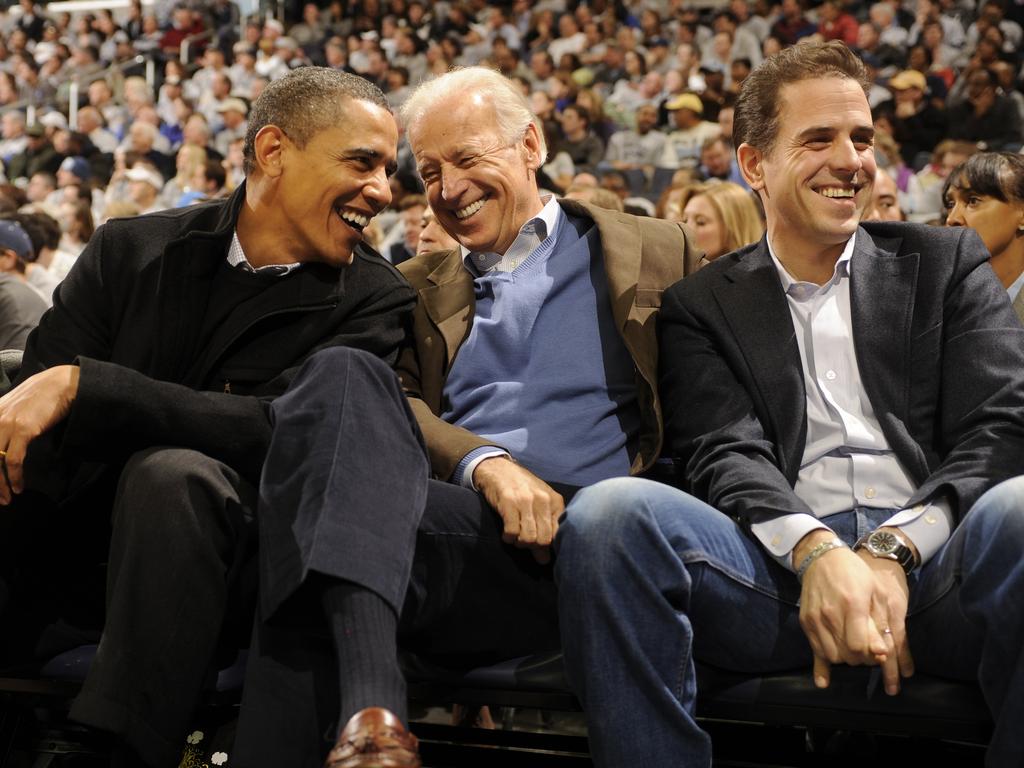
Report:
768,231,857,301
461,194,561,275
227,230,302,275
1007,267,1024,302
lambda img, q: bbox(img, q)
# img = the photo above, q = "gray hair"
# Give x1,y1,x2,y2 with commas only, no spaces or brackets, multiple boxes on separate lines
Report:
400,66,547,164
243,66,390,175
870,2,895,21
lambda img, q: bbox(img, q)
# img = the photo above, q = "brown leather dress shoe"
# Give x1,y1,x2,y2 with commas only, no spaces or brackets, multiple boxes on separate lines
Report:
324,707,422,768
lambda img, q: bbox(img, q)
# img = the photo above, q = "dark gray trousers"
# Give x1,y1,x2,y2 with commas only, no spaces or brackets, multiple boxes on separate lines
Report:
70,446,257,768
232,347,563,767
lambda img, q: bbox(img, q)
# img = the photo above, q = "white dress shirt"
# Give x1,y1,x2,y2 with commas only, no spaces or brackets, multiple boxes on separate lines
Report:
750,233,953,571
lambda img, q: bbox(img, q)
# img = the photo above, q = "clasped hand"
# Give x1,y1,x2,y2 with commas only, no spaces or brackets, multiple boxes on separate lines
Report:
473,456,565,564
799,543,914,696
0,365,79,504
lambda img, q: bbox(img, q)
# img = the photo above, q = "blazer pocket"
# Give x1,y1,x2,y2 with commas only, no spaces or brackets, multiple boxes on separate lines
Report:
636,288,663,308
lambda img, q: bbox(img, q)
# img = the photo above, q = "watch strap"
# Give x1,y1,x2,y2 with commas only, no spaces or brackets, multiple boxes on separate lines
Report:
854,530,917,575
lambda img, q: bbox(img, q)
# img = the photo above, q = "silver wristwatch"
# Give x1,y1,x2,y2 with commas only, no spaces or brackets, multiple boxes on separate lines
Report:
853,529,917,575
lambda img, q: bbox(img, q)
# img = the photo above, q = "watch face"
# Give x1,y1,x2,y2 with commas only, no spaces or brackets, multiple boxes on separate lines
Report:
868,530,899,555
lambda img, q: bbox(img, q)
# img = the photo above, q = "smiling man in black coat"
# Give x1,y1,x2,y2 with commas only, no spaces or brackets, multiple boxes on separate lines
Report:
0,68,415,767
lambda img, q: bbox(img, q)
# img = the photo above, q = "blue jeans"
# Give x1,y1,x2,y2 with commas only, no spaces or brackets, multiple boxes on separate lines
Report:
554,476,1024,768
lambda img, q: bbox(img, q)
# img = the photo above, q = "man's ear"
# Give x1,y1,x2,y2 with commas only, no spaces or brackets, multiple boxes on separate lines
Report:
522,122,543,172
252,125,287,178
737,142,765,192
0,249,17,272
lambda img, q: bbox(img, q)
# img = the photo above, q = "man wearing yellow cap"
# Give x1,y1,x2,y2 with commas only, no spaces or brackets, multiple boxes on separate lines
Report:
658,92,721,170
887,68,947,166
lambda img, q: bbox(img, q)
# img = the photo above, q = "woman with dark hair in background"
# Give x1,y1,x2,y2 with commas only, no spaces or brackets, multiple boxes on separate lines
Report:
944,151,1024,320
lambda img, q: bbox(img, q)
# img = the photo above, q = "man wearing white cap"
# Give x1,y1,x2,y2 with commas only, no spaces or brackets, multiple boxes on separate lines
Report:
125,164,166,214
658,92,721,170
214,97,249,157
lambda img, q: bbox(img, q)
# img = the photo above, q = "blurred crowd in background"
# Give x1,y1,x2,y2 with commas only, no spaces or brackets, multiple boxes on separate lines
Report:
0,0,1022,338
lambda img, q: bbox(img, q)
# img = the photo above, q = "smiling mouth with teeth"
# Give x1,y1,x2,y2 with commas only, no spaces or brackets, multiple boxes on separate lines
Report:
818,187,856,199
455,197,487,220
338,208,371,231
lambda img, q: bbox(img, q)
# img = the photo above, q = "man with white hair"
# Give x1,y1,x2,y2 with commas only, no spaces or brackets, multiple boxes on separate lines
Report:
0,111,28,165
124,119,172,176
235,65,698,767
75,105,119,154
869,1,909,47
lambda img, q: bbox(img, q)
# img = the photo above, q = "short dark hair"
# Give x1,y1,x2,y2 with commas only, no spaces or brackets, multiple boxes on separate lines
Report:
23,211,63,251
243,67,390,175
734,41,869,156
563,103,590,127
943,151,1024,209
200,159,227,190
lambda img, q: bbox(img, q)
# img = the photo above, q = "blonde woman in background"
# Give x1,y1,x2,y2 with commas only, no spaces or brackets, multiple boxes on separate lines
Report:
161,143,207,208
680,181,764,273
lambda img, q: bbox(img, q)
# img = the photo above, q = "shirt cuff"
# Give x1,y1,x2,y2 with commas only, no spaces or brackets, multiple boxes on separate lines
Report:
880,498,954,567
454,447,511,490
750,511,834,572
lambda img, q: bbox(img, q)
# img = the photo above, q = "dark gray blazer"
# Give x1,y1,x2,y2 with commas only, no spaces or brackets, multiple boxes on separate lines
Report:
659,221,1024,526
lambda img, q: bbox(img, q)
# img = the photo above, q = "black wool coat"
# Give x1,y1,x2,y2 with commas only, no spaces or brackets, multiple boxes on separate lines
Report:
19,183,416,497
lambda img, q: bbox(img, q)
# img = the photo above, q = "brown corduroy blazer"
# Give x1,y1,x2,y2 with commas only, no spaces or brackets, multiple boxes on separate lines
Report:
396,198,701,481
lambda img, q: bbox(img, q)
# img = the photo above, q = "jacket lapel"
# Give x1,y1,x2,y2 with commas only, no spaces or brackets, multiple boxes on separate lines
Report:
715,241,807,480
152,236,223,383
418,249,475,371
570,200,643,326
152,184,249,382
849,227,916,434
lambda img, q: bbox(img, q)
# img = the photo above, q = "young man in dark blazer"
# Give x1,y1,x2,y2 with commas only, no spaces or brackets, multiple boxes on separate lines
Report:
0,68,413,767
555,42,1024,767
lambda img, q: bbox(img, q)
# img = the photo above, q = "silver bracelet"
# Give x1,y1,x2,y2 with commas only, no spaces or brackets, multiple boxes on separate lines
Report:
796,537,848,582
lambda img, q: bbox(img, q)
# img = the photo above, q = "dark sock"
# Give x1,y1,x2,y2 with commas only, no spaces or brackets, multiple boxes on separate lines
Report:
110,741,148,768
320,580,406,735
